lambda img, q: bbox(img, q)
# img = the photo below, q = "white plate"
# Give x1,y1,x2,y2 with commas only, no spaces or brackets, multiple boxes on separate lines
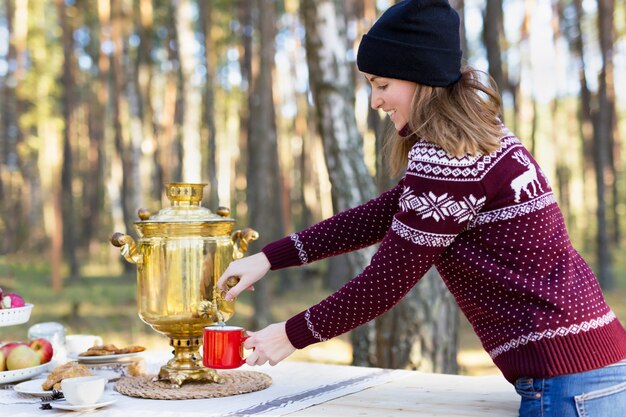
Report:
0,362,49,385
68,352,141,364
13,370,119,396
91,369,121,381
13,378,51,396
50,398,117,412
0,304,34,327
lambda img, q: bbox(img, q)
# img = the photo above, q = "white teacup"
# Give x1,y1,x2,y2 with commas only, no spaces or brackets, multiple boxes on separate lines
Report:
66,334,103,355
61,376,106,405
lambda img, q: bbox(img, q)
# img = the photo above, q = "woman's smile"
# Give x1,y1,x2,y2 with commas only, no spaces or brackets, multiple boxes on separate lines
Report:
364,73,417,131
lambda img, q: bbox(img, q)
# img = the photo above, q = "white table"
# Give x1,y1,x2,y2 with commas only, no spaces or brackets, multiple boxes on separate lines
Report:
1,356,518,417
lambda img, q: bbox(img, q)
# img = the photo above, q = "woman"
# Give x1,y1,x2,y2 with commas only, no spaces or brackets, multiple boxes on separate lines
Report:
218,1,626,415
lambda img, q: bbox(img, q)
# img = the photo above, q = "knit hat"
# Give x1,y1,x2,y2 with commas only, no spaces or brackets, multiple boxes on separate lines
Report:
357,0,462,87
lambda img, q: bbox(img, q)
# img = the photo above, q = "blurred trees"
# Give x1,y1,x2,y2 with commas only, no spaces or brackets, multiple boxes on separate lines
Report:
0,0,625,370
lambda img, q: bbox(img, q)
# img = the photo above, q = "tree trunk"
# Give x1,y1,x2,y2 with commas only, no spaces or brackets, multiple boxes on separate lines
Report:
0,0,20,254
110,0,131,235
199,0,219,208
56,0,80,281
236,0,252,224
303,0,459,372
483,0,506,121
374,268,458,374
302,0,377,364
449,0,468,57
592,0,615,289
566,0,595,254
175,0,202,183
82,0,110,249
246,0,284,329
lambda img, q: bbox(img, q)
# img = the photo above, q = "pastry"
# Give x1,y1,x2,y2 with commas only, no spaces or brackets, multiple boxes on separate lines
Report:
42,362,93,391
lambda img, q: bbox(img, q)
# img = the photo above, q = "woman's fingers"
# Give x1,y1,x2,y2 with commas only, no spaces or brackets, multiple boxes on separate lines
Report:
224,280,248,301
217,253,271,300
241,323,295,367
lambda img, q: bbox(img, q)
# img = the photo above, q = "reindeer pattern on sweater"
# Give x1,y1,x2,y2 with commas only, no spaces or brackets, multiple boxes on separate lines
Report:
262,128,626,382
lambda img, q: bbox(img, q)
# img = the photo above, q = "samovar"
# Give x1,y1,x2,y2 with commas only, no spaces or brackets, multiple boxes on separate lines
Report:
110,183,258,386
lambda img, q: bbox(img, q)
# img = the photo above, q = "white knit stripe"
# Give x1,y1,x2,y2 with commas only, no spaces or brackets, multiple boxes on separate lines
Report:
467,192,557,230
489,311,617,359
406,136,522,182
290,233,309,264
391,218,456,247
304,309,327,342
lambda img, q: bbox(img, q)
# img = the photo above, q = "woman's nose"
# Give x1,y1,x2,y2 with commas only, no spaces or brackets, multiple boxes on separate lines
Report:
370,94,382,110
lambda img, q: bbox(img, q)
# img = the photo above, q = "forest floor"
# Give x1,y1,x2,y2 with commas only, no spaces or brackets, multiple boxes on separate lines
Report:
1,256,624,377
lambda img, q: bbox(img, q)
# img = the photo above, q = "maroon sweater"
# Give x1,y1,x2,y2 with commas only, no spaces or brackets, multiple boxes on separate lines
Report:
262,129,626,383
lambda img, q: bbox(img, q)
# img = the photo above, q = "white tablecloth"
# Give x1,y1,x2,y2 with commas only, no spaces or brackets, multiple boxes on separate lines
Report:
0,354,415,417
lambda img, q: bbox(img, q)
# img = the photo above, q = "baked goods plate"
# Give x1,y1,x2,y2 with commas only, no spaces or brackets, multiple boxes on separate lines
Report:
68,352,141,364
13,370,118,396
0,362,49,385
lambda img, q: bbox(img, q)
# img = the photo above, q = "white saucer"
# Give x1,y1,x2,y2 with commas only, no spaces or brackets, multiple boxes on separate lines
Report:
68,352,140,363
50,398,117,411
13,378,51,396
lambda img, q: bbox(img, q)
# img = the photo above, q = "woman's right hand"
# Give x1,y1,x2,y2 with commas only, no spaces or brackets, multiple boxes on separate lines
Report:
217,252,271,301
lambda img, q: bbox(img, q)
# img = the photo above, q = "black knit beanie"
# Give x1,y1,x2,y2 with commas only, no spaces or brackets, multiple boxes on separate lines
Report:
357,0,462,87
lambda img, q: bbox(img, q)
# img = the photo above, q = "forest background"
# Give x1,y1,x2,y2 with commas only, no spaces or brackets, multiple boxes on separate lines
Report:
1,0,625,376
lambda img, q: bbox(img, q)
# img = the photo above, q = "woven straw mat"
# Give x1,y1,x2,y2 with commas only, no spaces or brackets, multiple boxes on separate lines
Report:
115,371,272,400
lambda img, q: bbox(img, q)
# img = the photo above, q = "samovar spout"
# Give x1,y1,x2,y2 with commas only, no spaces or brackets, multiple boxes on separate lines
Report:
110,232,143,265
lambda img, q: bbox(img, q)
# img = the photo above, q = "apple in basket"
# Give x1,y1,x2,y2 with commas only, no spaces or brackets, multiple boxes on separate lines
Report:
0,342,28,359
29,338,54,364
6,345,40,370
1,291,26,309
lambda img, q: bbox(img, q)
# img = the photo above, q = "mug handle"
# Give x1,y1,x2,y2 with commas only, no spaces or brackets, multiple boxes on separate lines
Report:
240,335,250,366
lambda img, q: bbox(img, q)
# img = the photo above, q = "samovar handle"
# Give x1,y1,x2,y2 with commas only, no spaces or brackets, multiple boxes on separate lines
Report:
110,232,143,265
231,228,259,259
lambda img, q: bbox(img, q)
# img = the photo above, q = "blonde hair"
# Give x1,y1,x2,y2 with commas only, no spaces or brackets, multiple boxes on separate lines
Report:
384,67,503,177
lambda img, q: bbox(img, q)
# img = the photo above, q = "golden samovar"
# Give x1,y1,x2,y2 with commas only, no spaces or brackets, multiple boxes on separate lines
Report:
111,183,258,386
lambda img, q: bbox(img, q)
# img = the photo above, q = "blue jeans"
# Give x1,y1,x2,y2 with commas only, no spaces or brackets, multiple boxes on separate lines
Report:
515,359,626,416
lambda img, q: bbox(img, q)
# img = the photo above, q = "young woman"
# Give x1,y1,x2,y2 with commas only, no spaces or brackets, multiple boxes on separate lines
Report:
218,0,626,415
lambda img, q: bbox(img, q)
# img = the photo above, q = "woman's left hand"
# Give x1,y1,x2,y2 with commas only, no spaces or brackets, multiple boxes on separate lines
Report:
244,322,296,366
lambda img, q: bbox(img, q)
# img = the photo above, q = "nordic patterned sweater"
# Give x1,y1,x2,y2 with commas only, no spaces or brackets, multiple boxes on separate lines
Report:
262,128,626,383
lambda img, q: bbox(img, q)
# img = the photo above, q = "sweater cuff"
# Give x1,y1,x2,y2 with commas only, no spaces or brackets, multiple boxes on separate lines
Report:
286,310,321,349
262,235,302,270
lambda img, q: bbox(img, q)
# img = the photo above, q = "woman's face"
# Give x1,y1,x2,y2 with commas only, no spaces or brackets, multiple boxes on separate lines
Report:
364,73,417,131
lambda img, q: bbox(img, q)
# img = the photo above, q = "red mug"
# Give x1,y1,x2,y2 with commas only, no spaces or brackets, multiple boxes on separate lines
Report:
203,325,249,369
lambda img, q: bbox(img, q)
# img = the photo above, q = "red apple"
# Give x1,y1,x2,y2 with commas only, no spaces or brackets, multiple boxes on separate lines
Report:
1,342,29,371
0,342,28,359
0,342,28,371
6,345,40,370
29,338,54,364
1,292,25,309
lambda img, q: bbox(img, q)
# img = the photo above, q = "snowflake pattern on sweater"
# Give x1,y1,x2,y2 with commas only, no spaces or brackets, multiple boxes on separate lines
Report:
262,129,626,382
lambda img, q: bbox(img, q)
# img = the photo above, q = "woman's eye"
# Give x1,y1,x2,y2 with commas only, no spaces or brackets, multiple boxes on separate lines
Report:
377,85,388,91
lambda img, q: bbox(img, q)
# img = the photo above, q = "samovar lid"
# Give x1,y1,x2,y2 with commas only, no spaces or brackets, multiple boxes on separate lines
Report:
144,183,222,222
134,183,235,238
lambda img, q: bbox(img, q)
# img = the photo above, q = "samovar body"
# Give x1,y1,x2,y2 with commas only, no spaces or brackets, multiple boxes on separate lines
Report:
111,183,257,386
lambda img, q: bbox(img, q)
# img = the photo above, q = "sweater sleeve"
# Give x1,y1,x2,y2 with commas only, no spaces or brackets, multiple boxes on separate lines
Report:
284,173,487,349
262,179,405,269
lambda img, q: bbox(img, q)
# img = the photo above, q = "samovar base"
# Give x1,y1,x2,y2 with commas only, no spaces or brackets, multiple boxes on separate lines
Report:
157,364,223,387
155,336,224,387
